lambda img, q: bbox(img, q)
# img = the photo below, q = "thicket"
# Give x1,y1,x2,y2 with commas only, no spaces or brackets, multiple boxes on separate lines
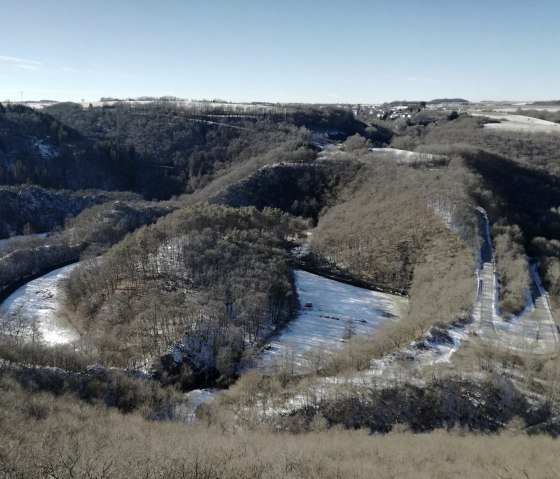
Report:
0,365,177,418
2,374,560,478
277,377,536,434
516,108,560,124
64,204,305,385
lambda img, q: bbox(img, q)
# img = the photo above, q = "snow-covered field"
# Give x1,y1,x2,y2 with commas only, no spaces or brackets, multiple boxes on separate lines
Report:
258,210,559,415
470,112,560,133
262,270,404,368
258,317,473,416
0,263,80,345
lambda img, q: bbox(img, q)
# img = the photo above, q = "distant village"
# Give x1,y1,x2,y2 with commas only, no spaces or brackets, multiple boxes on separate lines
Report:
353,99,468,120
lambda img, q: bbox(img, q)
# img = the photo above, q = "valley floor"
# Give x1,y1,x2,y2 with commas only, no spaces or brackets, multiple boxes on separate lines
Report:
262,270,405,369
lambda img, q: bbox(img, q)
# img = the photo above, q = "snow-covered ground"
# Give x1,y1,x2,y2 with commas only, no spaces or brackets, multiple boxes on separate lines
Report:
368,323,472,383
183,271,405,419
0,263,80,345
254,209,559,416
475,261,559,356
32,138,58,159
262,270,404,369
258,319,474,417
470,112,560,133
370,147,445,164
494,106,560,113
178,389,218,423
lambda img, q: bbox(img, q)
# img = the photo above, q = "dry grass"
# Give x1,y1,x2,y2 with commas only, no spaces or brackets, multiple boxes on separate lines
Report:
1,376,559,478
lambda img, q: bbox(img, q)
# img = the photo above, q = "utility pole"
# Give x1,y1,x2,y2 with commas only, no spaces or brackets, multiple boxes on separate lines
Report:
20,91,23,103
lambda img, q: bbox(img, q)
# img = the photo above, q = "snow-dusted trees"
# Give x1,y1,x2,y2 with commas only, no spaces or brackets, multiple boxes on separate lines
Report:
64,204,305,381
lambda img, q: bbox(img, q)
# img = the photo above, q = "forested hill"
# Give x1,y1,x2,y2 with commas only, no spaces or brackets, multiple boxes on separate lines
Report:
0,101,376,200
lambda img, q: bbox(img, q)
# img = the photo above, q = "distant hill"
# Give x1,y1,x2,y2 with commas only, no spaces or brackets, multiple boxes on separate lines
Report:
532,100,560,106
0,101,383,200
429,98,469,104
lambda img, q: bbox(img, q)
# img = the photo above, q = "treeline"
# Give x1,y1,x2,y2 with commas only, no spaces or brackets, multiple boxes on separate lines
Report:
0,364,176,417
64,204,305,385
296,377,535,434
214,373,544,435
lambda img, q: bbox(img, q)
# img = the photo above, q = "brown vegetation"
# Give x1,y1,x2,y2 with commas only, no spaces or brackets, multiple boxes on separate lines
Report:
308,157,476,371
1,374,559,478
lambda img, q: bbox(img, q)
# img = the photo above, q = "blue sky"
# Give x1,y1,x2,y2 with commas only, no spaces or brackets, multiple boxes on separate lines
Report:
1,0,558,103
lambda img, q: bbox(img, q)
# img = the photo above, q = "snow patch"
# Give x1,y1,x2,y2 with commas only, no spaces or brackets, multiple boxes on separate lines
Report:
180,389,217,423
0,263,80,346
470,112,560,133
370,147,445,164
32,138,59,160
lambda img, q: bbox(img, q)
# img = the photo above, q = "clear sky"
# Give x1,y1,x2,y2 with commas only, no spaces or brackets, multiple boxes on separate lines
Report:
1,0,559,104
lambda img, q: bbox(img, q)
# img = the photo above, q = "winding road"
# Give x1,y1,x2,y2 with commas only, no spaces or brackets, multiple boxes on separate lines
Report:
475,208,558,356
